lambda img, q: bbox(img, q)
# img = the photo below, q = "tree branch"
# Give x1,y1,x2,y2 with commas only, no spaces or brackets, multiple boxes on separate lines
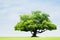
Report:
37,29,46,33
30,30,34,34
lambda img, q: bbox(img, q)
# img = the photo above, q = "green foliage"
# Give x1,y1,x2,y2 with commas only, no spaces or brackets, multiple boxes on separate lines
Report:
14,10,57,34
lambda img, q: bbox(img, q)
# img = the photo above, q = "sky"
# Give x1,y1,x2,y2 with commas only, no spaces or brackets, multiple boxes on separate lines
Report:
0,0,60,37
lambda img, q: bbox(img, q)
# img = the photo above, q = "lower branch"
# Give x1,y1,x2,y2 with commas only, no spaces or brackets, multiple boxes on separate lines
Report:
37,29,46,33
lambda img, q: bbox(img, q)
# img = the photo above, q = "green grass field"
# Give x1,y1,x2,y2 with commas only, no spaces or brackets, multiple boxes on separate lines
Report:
0,37,60,40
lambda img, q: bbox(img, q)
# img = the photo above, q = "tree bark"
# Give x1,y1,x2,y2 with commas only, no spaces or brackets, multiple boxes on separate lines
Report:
32,31,37,37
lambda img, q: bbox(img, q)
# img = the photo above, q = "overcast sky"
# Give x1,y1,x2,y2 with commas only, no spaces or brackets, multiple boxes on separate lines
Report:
0,0,60,37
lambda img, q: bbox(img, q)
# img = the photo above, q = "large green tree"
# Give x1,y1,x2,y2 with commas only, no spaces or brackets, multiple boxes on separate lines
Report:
14,11,57,37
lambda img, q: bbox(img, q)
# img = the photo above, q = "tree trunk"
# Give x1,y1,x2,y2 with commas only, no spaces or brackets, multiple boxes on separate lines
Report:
32,31,37,37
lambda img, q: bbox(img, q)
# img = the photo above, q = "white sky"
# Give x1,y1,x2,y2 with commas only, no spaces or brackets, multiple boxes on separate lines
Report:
0,0,60,37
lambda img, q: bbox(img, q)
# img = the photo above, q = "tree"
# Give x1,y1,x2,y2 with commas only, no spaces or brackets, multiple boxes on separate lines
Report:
14,11,57,37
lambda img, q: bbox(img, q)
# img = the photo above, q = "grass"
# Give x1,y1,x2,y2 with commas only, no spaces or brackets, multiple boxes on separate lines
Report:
0,37,60,40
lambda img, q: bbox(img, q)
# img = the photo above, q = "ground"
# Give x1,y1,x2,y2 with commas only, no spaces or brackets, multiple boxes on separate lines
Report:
0,37,60,40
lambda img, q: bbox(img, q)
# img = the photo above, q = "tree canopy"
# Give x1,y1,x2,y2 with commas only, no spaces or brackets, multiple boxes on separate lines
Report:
14,11,57,37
